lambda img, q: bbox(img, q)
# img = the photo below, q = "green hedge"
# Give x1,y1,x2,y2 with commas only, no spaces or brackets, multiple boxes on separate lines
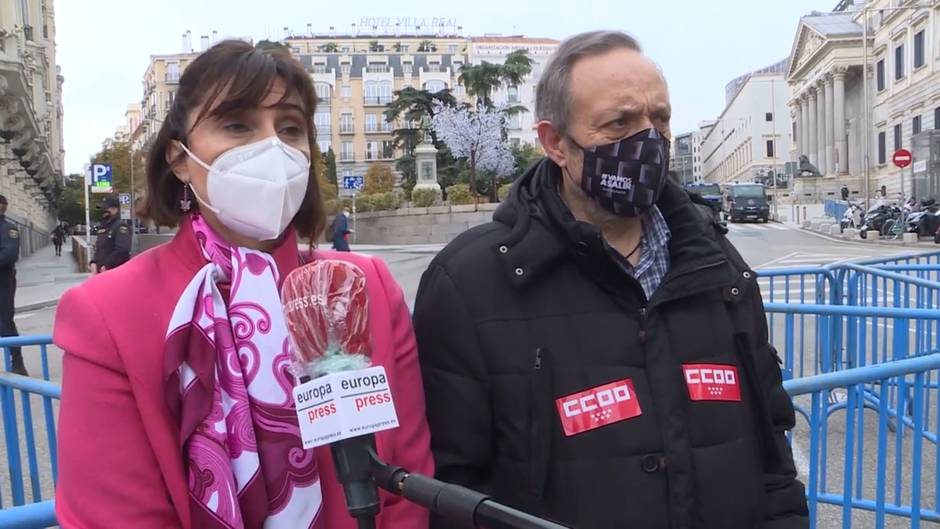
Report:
411,188,439,208
446,185,476,205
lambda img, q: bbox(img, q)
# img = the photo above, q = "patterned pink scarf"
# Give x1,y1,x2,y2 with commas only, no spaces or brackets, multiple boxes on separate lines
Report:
163,216,324,529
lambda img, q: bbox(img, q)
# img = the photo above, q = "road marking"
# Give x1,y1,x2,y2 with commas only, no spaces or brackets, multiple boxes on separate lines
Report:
765,223,790,231
13,312,37,322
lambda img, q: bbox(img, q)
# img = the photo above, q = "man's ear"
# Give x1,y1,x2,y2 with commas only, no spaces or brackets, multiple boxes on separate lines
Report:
537,120,570,170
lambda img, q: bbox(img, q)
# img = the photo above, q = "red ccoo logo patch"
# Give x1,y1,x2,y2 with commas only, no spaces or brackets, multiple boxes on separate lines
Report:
683,364,742,402
555,379,642,437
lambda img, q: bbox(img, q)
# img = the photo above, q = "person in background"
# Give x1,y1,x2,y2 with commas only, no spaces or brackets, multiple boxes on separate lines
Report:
331,208,352,251
880,185,888,198
0,195,24,376
52,223,66,257
90,196,131,274
841,185,850,201
53,40,431,529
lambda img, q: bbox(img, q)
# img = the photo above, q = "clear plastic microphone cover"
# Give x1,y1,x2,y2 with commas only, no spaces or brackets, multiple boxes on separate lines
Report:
281,260,372,377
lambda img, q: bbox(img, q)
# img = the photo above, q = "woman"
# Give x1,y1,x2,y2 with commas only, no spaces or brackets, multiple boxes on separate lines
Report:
53,40,432,529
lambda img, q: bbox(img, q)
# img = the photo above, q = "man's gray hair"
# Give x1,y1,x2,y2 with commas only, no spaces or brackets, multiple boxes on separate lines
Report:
535,31,642,136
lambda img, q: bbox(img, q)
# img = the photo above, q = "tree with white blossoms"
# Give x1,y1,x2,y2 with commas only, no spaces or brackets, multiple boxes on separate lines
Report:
431,101,516,202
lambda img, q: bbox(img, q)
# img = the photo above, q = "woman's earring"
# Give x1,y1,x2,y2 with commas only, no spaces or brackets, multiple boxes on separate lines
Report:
180,184,192,212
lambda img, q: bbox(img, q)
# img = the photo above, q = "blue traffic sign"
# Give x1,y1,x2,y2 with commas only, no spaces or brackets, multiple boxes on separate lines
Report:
90,163,113,193
342,176,365,191
118,193,132,205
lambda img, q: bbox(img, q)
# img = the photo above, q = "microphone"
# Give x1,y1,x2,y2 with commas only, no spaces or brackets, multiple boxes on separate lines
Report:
282,260,397,528
282,260,571,529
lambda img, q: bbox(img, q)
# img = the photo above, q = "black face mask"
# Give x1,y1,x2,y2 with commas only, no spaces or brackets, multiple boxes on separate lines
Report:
569,128,670,217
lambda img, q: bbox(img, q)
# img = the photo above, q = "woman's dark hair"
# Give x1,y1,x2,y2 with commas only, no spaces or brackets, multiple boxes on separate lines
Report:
140,39,325,239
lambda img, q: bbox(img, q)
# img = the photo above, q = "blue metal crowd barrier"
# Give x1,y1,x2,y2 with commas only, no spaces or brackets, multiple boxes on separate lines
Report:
0,336,58,529
5,257,940,529
825,198,850,223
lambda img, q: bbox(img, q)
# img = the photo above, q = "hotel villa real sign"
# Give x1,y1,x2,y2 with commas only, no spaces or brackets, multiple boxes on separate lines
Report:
357,17,460,33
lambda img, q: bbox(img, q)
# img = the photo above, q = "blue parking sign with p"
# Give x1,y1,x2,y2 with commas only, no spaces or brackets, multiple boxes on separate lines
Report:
90,163,113,193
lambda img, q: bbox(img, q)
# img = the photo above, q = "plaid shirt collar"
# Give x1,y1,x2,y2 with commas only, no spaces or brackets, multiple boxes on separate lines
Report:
611,205,672,298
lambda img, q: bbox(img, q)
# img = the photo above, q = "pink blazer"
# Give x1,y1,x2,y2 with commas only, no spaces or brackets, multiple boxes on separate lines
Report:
53,220,433,528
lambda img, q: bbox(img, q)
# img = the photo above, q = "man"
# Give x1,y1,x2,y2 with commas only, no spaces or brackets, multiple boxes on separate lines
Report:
0,195,25,376
841,185,850,201
52,222,66,257
90,196,132,274
414,31,808,529
331,208,352,252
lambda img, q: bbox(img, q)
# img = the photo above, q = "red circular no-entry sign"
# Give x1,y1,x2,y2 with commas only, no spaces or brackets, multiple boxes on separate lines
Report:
893,149,913,169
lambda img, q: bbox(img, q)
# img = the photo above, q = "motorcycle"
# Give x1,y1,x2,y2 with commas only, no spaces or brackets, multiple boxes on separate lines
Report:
906,197,940,236
840,202,864,232
859,200,902,239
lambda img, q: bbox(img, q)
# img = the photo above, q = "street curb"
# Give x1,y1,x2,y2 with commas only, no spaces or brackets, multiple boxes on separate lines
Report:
16,299,60,313
799,226,938,248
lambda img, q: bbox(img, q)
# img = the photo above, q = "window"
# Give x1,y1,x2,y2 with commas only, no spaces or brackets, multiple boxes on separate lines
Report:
936,107,940,130
341,63,351,75
366,114,378,132
914,30,926,69
17,0,29,26
313,65,328,74
341,142,354,161
382,140,395,158
894,123,902,150
340,113,354,133
913,115,922,135
317,139,331,153
366,141,379,160
382,117,393,132
792,121,797,143
315,83,331,102
765,112,773,122
400,45,409,53
341,46,351,53
507,86,520,104
166,62,180,83
426,62,441,73
766,139,774,158
895,43,905,80
340,84,351,98
877,59,885,91
448,44,459,54
424,80,446,92
878,131,886,164
403,63,413,75
314,112,331,129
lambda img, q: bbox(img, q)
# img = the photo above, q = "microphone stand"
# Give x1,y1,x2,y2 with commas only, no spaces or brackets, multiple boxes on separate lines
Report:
368,449,572,529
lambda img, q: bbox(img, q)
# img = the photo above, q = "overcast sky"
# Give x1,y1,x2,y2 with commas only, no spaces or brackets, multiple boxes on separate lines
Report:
55,0,829,174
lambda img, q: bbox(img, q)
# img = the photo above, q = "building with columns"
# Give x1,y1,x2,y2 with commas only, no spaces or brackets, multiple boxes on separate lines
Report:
700,60,793,186
0,0,63,242
786,0,940,199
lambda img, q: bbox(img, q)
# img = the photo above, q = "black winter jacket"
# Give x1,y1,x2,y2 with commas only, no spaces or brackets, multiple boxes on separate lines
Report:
413,159,809,529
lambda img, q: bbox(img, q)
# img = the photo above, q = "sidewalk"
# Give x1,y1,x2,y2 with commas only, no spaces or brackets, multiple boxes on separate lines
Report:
15,244,88,312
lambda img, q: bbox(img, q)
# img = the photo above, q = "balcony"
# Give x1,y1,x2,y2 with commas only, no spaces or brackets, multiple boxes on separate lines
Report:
340,152,356,162
339,123,355,134
363,96,393,106
165,73,180,84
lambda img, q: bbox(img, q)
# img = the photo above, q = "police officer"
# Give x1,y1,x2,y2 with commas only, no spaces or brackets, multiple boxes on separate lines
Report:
0,195,25,376
90,196,132,274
